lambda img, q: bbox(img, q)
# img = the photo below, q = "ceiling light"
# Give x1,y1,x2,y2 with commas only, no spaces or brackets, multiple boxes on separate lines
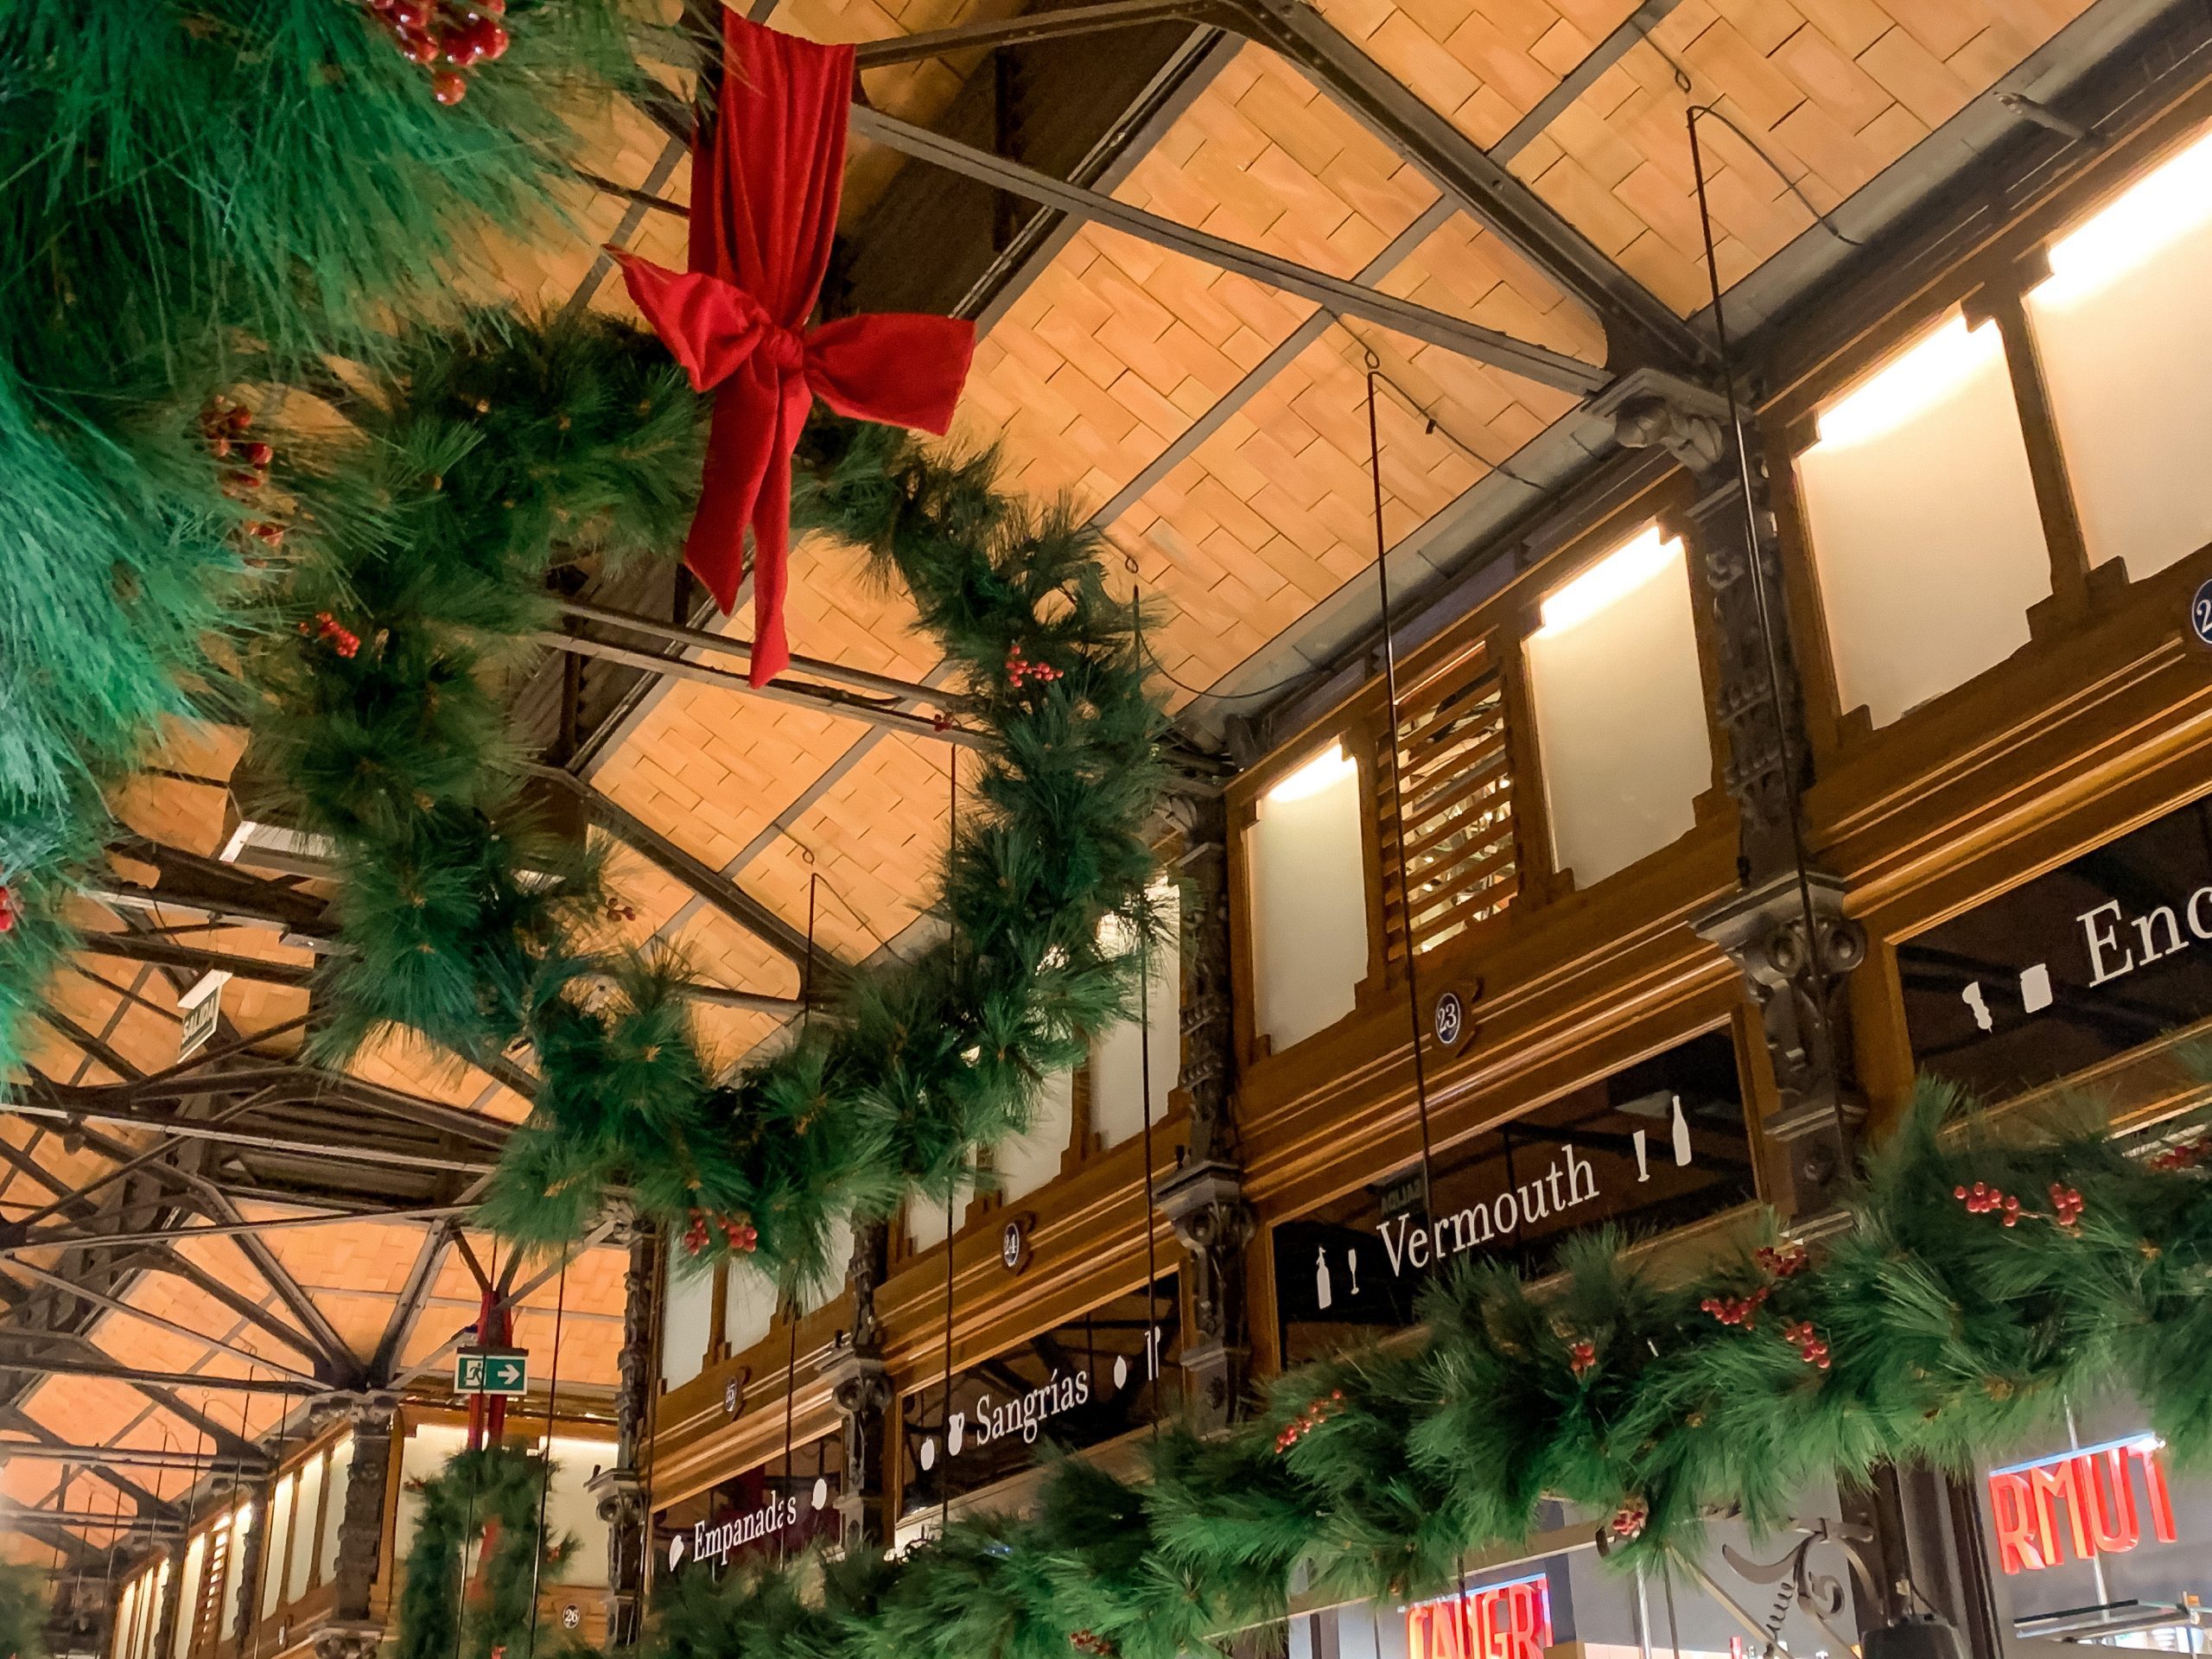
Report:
1813,315,1999,449
2037,126,2212,308
1265,742,1355,805
1534,525,1680,637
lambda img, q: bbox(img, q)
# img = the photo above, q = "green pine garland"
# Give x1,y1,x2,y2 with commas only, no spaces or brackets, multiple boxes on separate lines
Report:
0,1560,48,1659
0,0,658,1073
243,314,1168,1287
397,1446,574,1659
625,1080,2212,1659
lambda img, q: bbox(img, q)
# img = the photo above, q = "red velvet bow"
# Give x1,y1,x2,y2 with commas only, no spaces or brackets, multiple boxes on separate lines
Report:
612,13,975,686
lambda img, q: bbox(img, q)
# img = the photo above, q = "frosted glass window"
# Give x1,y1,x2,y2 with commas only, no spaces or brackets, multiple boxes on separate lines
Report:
146,1563,169,1659
906,1177,975,1252
220,1504,253,1642
527,1435,612,1586
1247,743,1368,1052
315,1438,352,1590
2027,127,2212,581
1796,312,2050,727
394,1427,465,1568
802,1216,855,1313
172,1537,205,1659
994,1070,1074,1202
661,1256,715,1389
286,1452,324,1599
724,1255,779,1355
1090,884,1180,1149
258,1476,294,1617
1527,527,1712,887
115,1580,140,1659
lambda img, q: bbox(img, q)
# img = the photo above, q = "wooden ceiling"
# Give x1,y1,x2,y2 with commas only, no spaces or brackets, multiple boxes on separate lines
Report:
5,0,2113,1566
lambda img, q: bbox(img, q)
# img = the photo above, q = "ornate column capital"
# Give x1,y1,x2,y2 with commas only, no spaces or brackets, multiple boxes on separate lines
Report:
1696,868,1868,1220
1158,1158,1255,1433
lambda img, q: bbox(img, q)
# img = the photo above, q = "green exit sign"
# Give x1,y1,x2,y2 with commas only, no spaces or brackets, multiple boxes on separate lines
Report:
454,1346,528,1395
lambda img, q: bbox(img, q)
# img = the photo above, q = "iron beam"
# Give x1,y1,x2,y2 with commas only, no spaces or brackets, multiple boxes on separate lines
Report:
9,1205,474,1256
0,1442,268,1474
526,767,825,970
535,630,990,748
1217,0,1707,371
6,1507,182,1533
849,105,1613,395
554,599,977,711
851,0,1211,66
0,1259,324,1385
0,1357,328,1396
77,933,315,988
0,1101,497,1177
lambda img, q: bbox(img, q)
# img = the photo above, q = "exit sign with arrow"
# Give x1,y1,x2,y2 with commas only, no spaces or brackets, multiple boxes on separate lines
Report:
454,1346,528,1395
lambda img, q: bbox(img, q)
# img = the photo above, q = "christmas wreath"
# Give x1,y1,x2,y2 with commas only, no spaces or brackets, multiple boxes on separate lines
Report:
397,1445,574,1659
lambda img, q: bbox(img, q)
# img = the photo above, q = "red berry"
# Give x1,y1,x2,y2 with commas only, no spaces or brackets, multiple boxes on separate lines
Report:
226,406,252,434
210,435,232,458
432,68,467,103
240,441,272,467
401,29,440,63
474,21,509,60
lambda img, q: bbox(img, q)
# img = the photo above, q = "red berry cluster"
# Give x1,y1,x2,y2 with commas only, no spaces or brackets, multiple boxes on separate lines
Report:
1955,1181,2023,1225
0,884,18,936
1567,1339,1597,1378
203,401,289,546
298,611,362,659
1700,1285,1770,1328
1274,1388,1345,1453
1781,1320,1832,1370
1004,643,1063,690
365,0,511,105
1753,1242,1810,1278
606,899,638,924
681,1210,760,1256
2048,1182,2085,1229
1071,1633,1118,1657
2151,1135,2211,1173
1610,1497,1649,1541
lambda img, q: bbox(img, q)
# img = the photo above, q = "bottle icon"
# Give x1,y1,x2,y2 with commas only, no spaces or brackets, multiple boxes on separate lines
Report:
1315,1248,1334,1311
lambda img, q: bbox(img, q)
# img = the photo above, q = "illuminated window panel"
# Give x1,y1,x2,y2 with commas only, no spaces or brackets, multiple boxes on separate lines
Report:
1526,527,1712,889
2027,127,2212,582
1248,742,1369,1052
1795,313,2052,728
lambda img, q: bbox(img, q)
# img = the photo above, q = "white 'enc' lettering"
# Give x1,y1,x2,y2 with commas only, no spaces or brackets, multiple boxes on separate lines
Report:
1376,1143,1599,1277
2080,890,2212,988
967,1367,1094,1450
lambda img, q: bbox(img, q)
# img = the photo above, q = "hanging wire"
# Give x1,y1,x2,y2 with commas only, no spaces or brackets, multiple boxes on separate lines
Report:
1684,105,1845,1131
247,1382,291,1659
524,1253,569,1659
938,743,960,1537
777,1309,799,1562
454,1236,493,1659
1129,593,1169,1425
1363,366,1441,1214
225,1357,258,1652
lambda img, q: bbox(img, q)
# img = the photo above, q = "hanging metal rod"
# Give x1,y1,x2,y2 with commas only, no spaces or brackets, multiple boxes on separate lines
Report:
78,933,317,988
553,598,975,711
849,105,1611,396
537,630,991,748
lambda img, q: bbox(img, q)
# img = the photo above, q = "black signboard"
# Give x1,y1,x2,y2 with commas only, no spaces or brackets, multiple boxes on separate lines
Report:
652,1428,842,1577
1899,796,2212,1100
1272,1029,1757,1365
900,1274,1181,1515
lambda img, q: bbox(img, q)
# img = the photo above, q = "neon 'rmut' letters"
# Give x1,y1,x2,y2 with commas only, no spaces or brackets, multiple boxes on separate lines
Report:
1986,1436,2178,1573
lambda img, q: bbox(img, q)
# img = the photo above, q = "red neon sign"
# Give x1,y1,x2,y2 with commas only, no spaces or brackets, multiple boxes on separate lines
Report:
1986,1434,2178,1574
1406,1573,1553,1659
